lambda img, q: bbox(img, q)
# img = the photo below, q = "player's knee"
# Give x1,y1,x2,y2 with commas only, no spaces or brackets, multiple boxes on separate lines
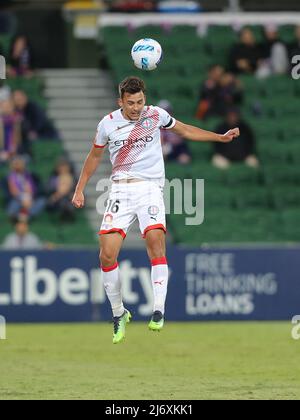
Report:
100,249,117,268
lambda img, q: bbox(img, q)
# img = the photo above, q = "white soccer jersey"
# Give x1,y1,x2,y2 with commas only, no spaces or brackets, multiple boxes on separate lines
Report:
94,106,176,186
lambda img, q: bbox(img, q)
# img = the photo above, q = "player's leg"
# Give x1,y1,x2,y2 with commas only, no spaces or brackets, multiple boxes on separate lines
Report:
135,181,169,331
100,232,131,344
145,228,169,331
99,184,137,343
100,232,124,318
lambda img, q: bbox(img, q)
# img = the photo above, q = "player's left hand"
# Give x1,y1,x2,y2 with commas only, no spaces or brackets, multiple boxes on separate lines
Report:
219,127,240,143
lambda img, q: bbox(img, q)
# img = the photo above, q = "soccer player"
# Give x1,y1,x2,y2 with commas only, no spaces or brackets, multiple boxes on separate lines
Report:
72,76,239,344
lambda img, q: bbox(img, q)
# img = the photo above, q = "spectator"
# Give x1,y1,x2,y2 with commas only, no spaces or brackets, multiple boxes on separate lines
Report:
195,64,224,119
46,158,76,221
212,108,259,169
288,25,300,62
196,66,243,120
8,35,34,77
229,27,262,74
158,100,191,165
2,216,43,250
219,71,243,110
257,24,289,77
13,90,59,141
0,98,21,162
6,155,46,219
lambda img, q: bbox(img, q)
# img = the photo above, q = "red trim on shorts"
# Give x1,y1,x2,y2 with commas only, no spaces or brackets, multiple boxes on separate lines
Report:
94,143,106,149
142,224,166,239
99,228,126,239
151,257,168,266
102,262,118,272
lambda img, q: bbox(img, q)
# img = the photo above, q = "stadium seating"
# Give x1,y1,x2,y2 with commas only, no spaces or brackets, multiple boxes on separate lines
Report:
0,75,95,247
100,24,300,244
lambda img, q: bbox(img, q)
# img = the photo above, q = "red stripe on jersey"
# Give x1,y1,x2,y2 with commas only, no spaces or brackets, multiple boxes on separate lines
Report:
94,144,106,148
109,113,113,119
112,108,160,175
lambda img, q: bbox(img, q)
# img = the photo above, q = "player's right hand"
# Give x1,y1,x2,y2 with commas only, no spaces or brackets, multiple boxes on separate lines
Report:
72,191,85,208
219,127,240,143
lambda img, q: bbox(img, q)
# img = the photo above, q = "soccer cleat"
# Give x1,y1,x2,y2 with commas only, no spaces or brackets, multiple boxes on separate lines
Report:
148,311,164,332
112,310,132,344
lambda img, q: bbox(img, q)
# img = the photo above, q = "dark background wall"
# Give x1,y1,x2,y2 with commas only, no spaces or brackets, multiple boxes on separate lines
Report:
13,8,67,68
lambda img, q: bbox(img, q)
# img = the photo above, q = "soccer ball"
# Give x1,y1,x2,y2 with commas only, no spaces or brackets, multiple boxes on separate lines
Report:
131,38,163,71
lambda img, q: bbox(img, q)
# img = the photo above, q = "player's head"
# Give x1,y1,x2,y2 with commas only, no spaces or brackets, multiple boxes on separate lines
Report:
118,76,146,121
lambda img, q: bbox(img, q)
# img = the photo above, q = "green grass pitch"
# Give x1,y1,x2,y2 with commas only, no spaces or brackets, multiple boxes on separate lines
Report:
0,322,299,400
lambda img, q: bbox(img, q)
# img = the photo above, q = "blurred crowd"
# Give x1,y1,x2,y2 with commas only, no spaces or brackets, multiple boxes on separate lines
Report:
0,35,76,249
228,25,300,77
1,156,76,250
0,152,76,249
0,35,59,161
161,25,300,170
195,62,258,170
2,21,299,247
0,87,59,161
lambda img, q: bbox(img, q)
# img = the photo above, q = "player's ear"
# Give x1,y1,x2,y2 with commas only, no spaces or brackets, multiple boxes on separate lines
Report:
118,97,123,108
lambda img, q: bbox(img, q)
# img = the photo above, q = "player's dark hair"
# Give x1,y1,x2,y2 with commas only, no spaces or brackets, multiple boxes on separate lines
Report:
119,76,146,98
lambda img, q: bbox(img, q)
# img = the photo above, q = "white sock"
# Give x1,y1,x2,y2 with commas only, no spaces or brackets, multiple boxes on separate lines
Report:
151,257,169,315
102,262,125,317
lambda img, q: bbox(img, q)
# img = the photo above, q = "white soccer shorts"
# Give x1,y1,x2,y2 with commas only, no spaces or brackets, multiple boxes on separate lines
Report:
99,181,166,239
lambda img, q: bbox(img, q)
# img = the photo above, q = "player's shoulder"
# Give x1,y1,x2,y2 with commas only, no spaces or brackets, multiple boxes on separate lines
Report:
97,110,120,128
147,105,168,119
102,109,120,122
149,105,163,114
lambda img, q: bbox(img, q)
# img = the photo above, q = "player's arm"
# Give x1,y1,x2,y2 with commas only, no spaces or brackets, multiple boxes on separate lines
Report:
72,145,105,208
171,120,240,143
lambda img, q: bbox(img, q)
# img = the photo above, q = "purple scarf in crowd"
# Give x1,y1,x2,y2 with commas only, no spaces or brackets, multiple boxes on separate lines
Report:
9,171,36,196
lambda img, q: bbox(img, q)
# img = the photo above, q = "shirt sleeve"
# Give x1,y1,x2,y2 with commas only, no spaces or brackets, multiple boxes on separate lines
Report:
94,118,108,148
156,106,176,130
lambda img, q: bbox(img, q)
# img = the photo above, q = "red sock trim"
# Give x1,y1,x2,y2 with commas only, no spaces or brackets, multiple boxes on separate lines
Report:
102,262,118,272
151,257,168,266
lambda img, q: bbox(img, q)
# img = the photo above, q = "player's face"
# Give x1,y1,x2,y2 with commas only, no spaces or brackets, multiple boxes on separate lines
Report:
119,91,146,121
